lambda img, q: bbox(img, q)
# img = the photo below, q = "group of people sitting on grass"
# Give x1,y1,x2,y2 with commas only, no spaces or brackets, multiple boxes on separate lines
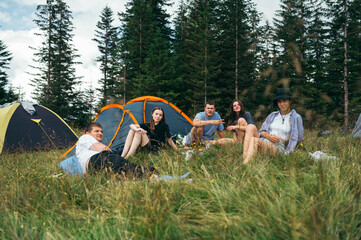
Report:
76,88,304,179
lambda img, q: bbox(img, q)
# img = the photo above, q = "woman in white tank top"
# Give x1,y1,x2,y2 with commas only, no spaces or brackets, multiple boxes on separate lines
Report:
242,89,304,164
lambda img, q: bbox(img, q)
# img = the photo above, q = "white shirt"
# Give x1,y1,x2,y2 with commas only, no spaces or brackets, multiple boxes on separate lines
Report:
76,134,99,174
269,112,291,141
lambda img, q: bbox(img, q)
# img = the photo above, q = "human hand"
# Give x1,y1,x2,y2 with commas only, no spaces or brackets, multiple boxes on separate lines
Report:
138,128,147,134
150,174,158,179
226,125,235,131
213,119,224,126
102,145,112,152
267,134,280,143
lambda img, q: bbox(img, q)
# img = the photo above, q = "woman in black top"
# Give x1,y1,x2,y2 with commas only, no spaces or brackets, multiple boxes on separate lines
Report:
121,107,178,158
225,100,255,143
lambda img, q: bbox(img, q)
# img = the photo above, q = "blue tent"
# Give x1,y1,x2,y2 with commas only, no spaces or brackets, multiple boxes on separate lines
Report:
61,104,137,159
123,96,193,137
60,98,193,172
93,104,138,149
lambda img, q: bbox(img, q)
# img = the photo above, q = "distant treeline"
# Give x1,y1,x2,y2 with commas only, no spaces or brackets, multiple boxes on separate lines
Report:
1,0,360,128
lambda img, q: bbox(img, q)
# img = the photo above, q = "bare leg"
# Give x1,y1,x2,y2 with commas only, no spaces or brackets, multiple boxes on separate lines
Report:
243,137,258,164
124,133,150,159
236,118,247,143
243,124,259,158
121,129,136,157
190,127,203,144
233,132,238,142
216,138,234,145
243,138,278,164
259,140,279,156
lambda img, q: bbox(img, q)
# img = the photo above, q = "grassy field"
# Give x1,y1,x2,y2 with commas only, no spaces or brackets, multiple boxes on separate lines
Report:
0,130,360,239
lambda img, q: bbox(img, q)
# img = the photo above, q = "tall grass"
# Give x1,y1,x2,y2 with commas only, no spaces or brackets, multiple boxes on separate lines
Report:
0,130,360,239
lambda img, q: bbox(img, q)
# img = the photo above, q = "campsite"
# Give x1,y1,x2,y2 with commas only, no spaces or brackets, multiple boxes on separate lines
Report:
1,99,360,239
1,0,361,239
0,101,360,238
1,127,360,239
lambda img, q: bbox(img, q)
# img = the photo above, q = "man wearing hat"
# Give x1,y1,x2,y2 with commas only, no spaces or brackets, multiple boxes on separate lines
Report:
242,88,304,164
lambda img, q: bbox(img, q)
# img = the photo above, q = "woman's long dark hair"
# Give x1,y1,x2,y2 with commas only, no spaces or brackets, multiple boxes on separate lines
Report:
228,100,245,125
150,107,166,130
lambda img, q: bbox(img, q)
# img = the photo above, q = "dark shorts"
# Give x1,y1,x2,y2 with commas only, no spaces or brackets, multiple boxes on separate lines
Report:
141,140,163,153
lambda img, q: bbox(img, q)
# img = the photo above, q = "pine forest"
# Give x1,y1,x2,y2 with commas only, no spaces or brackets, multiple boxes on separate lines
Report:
1,0,361,128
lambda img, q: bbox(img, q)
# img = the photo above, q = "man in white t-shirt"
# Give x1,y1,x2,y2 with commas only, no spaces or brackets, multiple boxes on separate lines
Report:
184,101,226,146
76,122,157,178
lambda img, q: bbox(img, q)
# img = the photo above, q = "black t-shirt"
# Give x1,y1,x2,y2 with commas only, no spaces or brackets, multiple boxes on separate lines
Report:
229,111,255,132
140,122,171,149
230,111,255,125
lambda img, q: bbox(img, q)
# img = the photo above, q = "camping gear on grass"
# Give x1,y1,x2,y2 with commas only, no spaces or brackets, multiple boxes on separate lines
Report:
0,102,78,153
157,171,191,181
351,114,361,138
58,155,83,175
317,130,332,137
124,96,193,137
309,151,338,162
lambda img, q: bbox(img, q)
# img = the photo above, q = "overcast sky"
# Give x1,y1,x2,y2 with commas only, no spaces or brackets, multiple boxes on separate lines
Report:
0,0,280,101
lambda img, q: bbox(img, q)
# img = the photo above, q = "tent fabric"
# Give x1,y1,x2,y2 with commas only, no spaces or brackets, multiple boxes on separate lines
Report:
94,104,138,150
0,101,36,115
0,102,78,154
60,97,193,159
124,96,193,137
61,104,138,159
0,103,19,151
351,114,361,138
21,102,36,115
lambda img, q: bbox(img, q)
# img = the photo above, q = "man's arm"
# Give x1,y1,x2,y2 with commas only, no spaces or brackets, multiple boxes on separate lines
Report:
217,130,225,138
89,142,111,152
193,118,224,127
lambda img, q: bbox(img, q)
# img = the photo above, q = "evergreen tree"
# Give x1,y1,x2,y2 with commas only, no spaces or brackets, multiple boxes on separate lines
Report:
324,0,354,123
0,39,17,104
303,0,329,117
181,0,222,113
216,0,260,115
119,0,174,100
71,84,95,128
252,21,280,119
273,0,310,113
130,0,176,101
173,0,192,112
346,0,361,121
93,6,122,108
118,0,144,91
134,28,177,100
30,0,82,123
